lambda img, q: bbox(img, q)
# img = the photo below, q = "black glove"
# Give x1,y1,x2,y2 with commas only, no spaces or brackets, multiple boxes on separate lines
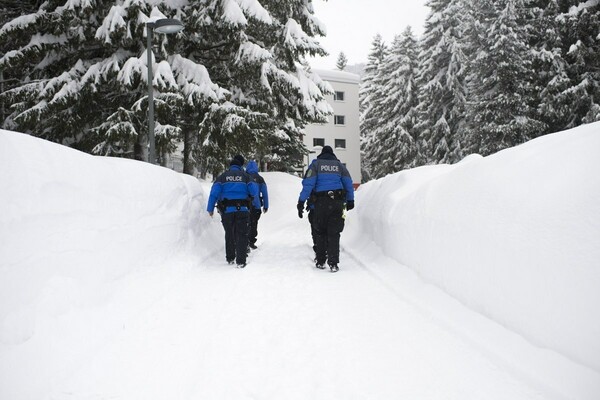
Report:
346,200,354,211
297,201,305,218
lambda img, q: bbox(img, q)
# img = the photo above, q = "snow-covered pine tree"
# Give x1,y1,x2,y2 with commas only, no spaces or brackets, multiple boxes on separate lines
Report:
262,0,333,171
92,3,202,164
555,0,600,126
170,0,272,175
527,0,574,134
159,0,332,177
336,51,348,70
0,1,43,25
359,34,388,181
0,1,42,122
0,0,106,146
0,1,203,161
415,0,467,165
365,27,420,179
463,0,546,156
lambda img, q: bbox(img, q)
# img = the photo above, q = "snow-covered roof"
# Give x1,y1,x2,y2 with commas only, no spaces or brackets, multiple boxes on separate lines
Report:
313,69,360,84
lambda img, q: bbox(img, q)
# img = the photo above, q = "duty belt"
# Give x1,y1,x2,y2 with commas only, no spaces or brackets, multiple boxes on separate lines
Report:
314,189,345,200
220,198,251,210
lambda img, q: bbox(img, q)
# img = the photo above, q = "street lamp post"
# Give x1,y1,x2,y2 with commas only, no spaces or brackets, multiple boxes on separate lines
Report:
146,18,183,164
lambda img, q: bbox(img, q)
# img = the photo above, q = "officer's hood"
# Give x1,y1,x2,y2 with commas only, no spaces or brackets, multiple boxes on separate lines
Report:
246,160,259,174
316,152,338,161
228,164,244,172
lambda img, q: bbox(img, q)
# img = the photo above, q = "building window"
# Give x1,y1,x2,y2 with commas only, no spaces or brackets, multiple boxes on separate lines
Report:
335,139,346,149
334,115,345,125
313,138,325,147
334,91,345,101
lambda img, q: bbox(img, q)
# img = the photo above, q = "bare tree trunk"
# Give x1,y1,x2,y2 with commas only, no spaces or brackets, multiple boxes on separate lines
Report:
134,132,148,161
160,149,168,167
182,127,195,175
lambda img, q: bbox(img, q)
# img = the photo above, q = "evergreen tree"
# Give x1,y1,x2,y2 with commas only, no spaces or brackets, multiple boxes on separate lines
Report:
416,0,467,165
358,34,387,180
0,1,43,24
186,0,332,177
0,1,56,122
556,0,600,127
336,51,348,70
366,27,420,178
528,0,573,134
0,1,206,162
463,0,546,156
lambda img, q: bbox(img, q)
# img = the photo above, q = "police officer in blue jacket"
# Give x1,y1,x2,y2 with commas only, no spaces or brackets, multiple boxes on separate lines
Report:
298,146,355,272
207,155,260,268
245,160,269,250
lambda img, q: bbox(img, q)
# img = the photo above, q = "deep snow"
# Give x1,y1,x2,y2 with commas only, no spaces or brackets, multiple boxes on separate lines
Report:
1,123,599,399
346,123,600,371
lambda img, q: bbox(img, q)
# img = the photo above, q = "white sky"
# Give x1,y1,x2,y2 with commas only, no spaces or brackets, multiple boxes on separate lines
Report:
309,0,430,69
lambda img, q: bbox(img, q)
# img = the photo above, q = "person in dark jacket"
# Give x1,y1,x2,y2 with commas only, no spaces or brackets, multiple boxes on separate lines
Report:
297,146,355,272
245,160,269,250
302,150,344,259
207,155,260,268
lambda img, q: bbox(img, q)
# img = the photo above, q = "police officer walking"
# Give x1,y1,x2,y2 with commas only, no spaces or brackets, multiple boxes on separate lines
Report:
245,160,269,250
297,146,355,272
207,155,260,268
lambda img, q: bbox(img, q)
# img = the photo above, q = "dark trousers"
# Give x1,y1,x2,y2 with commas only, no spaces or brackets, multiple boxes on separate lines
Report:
312,197,345,265
307,208,317,255
248,209,262,246
221,211,249,264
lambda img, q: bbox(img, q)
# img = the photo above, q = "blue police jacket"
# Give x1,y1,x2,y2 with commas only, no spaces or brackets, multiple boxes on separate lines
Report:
299,153,354,203
207,165,261,213
245,161,269,210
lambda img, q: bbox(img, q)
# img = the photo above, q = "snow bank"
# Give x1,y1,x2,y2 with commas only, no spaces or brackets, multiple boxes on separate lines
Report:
0,130,215,347
347,122,600,373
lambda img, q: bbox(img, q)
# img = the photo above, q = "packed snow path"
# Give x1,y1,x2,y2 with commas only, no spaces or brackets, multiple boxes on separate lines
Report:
54,248,545,399
47,181,548,400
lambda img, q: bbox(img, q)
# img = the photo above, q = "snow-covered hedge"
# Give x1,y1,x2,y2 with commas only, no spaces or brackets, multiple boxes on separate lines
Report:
347,122,600,372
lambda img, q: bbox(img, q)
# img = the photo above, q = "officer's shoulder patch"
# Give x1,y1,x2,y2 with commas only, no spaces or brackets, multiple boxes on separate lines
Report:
306,169,314,178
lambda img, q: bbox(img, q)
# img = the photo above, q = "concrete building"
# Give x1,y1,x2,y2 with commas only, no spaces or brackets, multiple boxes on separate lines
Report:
303,69,362,186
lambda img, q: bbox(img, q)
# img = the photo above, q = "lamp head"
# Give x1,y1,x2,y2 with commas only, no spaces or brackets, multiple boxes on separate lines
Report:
150,18,184,34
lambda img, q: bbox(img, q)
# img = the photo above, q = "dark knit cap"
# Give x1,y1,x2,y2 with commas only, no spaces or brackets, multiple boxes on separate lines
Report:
230,154,245,166
321,145,334,155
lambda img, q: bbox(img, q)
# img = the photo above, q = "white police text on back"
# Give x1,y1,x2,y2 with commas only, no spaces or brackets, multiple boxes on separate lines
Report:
226,176,244,182
320,165,339,173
